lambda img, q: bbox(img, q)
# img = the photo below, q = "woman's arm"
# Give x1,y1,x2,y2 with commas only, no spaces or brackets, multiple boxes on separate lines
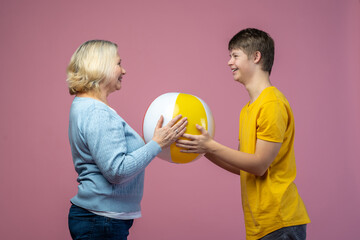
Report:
85,110,187,184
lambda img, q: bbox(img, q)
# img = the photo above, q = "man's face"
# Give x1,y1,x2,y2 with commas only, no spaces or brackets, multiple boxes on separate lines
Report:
228,48,253,84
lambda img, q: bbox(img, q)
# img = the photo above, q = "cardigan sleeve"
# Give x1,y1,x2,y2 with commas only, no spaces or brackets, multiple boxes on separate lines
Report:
83,108,161,184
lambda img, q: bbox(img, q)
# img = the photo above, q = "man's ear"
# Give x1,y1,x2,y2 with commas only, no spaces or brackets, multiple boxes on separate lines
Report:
253,51,261,64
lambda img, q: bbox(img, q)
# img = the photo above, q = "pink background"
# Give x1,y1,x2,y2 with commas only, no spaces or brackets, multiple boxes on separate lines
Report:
0,0,359,239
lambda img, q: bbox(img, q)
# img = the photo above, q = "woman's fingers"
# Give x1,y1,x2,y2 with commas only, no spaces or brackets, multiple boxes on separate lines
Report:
165,115,187,136
155,115,164,130
166,114,182,127
153,113,212,151
177,126,187,136
152,115,190,149
173,118,187,133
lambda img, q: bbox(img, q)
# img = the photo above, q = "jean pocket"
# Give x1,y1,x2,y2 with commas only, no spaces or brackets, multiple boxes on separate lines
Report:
68,205,96,239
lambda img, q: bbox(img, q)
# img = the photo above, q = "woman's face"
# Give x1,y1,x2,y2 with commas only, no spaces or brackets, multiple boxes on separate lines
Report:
102,53,126,95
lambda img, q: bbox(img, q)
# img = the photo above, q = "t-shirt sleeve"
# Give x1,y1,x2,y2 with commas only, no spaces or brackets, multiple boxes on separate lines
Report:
256,101,288,143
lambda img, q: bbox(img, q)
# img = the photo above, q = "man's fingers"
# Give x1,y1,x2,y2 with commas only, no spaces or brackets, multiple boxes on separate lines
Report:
196,124,207,134
182,133,196,140
180,149,198,153
176,142,196,150
176,139,196,146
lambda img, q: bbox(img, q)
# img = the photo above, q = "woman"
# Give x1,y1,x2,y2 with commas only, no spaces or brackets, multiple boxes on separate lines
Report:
66,40,187,240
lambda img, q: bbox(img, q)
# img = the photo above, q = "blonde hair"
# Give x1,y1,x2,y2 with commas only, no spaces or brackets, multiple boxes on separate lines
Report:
66,40,118,95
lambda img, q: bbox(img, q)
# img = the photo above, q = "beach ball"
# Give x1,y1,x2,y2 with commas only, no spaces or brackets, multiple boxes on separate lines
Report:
143,92,215,164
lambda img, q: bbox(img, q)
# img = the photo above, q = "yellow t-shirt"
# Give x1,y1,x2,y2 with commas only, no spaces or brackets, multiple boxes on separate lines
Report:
239,87,310,240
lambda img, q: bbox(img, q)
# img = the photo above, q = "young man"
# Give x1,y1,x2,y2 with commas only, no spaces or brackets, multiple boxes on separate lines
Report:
176,28,310,240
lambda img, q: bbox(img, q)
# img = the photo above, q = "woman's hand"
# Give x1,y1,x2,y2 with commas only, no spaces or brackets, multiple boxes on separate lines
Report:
152,115,188,149
176,124,213,154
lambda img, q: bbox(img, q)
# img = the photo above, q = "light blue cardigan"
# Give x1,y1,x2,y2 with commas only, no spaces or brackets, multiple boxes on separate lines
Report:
68,97,161,215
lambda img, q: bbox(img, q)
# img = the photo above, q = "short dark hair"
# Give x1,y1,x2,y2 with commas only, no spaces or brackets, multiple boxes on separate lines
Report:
228,28,274,75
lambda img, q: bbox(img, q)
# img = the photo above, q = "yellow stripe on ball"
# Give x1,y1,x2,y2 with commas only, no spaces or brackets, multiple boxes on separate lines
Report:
170,93,208,164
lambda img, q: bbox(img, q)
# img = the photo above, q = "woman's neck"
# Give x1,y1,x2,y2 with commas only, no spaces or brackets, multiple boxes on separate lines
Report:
76,91,109,105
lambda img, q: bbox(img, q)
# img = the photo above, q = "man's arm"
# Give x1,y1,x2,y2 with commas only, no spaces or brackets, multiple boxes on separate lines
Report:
205,152,240,175
177,125,281,176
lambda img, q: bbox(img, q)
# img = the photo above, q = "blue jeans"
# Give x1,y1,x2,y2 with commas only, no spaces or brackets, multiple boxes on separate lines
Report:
259,225,307,240
68,204,134,240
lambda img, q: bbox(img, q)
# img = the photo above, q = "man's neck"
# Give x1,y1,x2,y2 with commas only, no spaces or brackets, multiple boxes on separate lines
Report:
244,71,272,104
